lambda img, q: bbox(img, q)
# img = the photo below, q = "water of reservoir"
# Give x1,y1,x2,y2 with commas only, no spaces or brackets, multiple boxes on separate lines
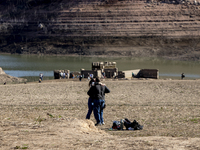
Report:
1,54,200,81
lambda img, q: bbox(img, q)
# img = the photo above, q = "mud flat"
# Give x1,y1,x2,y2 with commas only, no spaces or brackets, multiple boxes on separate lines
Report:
0,79,200,149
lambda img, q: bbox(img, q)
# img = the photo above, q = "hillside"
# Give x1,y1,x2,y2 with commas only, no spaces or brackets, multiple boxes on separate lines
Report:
0,0,200,60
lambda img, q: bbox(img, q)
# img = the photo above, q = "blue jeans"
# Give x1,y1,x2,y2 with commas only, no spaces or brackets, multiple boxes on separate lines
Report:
86,98,93,119
93,99,105,124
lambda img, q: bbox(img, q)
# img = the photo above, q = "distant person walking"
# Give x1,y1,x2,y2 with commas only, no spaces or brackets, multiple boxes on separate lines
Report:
79,75,83,81
39,73,43,81
87,77,110,126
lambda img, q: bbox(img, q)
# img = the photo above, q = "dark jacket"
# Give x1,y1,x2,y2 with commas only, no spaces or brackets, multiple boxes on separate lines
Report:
87,83,110,100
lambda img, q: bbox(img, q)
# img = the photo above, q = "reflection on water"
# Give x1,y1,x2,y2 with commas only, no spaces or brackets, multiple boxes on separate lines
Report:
0,54,200,80
4,70,53,77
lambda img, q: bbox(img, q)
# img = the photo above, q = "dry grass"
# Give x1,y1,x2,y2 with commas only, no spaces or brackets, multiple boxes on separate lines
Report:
0,79,200,149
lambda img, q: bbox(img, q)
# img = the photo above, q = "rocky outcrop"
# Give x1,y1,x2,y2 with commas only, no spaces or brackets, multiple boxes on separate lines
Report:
0,67,5,74
0,67,27,84
1,0,200,60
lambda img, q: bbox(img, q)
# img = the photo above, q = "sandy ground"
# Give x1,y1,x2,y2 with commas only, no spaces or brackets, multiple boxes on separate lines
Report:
0,78,200,149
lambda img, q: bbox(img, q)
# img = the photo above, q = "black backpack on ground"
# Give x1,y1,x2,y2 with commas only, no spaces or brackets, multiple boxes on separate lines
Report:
124,118,143,130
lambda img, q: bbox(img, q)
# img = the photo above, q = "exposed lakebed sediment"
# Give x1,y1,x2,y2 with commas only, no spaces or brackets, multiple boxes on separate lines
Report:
0,0,200,60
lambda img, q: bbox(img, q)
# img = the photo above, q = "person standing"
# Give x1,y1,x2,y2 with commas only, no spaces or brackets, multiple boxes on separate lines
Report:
90,73,94,79
87,73,90,81
60,72,63,79
181,73,185,79
63,72,66,79
87,77,110,126
114,72,117,79
102,72,105,78
39,73,43,81
79,75,83,81
86,78,95,119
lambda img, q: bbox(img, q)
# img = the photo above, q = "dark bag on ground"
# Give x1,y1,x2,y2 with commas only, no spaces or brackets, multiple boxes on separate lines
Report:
124,118,143,130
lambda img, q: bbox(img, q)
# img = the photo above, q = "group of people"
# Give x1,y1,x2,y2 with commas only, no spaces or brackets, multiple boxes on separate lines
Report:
60,72,70,79
86,77,110,126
